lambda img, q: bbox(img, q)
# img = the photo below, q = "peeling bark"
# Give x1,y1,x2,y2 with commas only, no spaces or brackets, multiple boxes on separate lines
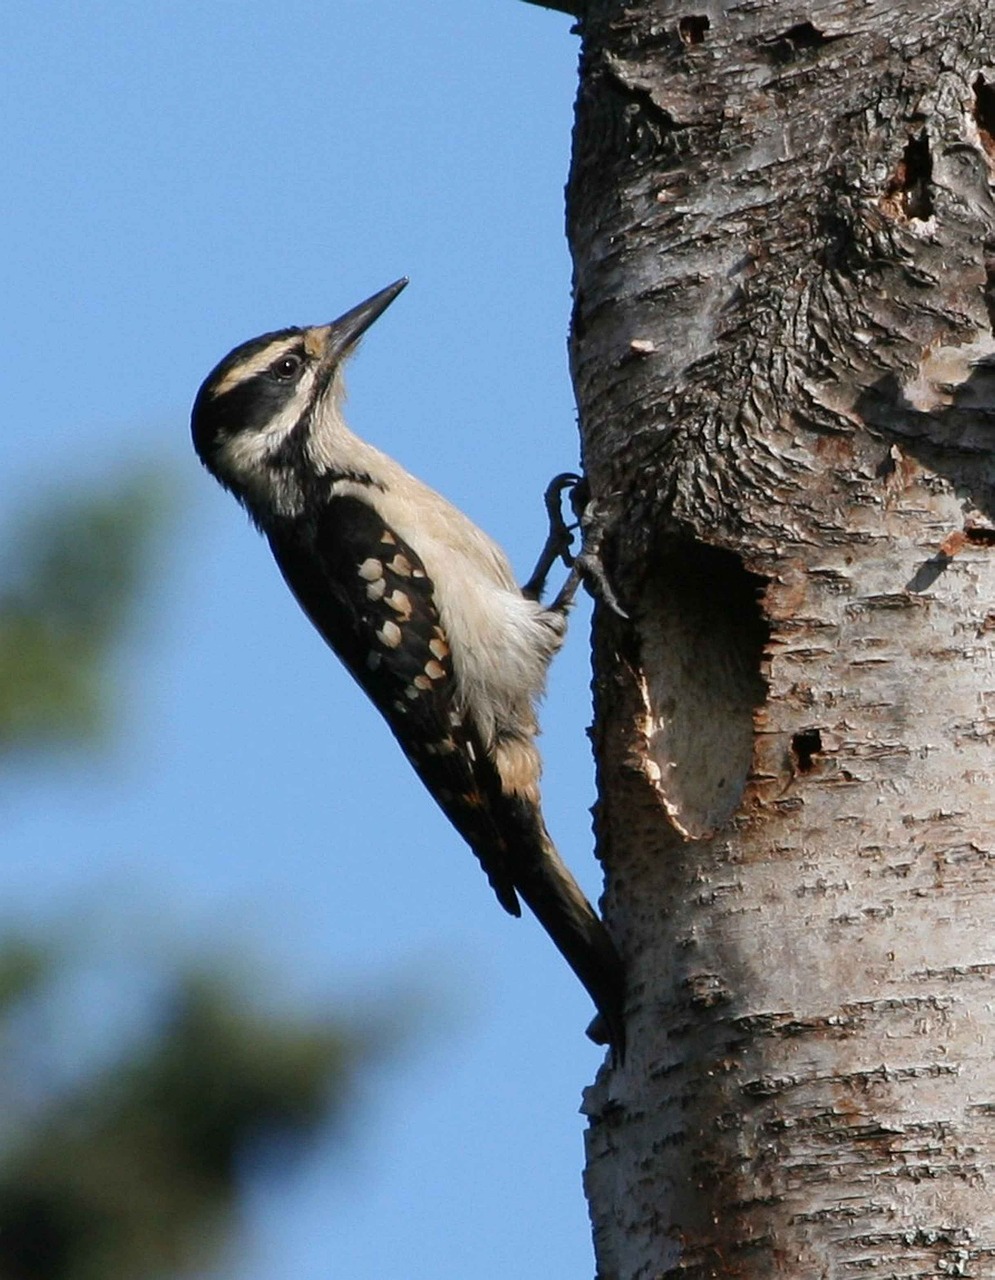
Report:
565,1,995,1275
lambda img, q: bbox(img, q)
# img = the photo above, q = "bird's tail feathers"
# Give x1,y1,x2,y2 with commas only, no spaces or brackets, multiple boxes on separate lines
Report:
504,803,626,1062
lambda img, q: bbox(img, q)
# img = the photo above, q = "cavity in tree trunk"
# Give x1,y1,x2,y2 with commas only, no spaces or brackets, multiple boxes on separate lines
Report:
559,1,995,1275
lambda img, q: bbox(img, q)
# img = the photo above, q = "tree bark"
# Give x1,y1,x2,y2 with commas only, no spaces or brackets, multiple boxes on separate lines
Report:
565,1,995,1275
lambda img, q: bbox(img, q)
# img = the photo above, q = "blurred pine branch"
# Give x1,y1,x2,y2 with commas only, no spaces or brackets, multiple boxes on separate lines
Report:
0,473,168,751
0,469,393,1280
0,955,359,1280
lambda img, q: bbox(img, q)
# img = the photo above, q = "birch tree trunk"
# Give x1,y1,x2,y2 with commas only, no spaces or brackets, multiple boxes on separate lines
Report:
560,0,995,1275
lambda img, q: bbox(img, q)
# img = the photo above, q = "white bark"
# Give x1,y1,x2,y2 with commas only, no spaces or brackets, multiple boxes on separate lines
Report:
563,0,995,1274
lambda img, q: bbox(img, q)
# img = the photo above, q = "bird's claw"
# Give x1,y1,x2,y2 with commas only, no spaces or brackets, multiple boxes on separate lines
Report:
523,472,583,600
547,472,584,565
526,472,627,619
571,496,629,620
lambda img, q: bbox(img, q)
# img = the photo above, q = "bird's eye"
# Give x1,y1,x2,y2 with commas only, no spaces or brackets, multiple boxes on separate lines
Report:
271,353,303,380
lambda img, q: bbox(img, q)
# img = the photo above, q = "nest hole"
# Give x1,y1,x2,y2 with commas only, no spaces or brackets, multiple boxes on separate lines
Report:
637,541,769,836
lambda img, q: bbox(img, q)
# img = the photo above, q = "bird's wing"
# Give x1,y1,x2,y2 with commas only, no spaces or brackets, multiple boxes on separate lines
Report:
266,493,521,916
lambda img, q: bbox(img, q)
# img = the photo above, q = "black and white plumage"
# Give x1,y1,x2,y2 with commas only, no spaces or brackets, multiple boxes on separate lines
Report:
190,279,625,1056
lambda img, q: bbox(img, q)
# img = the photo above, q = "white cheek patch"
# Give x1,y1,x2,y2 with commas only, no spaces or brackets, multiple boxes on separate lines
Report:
215,367,319,503
218,426,279,478
211,336,301,397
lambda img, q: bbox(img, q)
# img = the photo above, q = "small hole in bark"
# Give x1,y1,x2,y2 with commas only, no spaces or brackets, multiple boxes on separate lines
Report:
763,21,836,62
678,14,709,44
883,130,933,221
974,76,995,158
965,525,995,547
781,21,826,49
791,728,822,772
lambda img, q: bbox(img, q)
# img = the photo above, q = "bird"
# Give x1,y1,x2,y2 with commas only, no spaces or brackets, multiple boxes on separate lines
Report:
190,278,625,1057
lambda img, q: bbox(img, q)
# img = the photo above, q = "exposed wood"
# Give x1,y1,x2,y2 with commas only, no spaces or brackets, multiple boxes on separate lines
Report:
566,1,995,1275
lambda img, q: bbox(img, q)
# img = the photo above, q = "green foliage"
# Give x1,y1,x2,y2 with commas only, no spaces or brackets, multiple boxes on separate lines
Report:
0,473,167,752
0,950,358,1280
0,472,385,1280
0,937,54,1014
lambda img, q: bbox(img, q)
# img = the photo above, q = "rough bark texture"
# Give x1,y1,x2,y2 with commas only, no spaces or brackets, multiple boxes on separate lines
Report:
566,1,995,1276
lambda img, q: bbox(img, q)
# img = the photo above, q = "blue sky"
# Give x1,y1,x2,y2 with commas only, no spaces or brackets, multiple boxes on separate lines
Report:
2,4,607,1276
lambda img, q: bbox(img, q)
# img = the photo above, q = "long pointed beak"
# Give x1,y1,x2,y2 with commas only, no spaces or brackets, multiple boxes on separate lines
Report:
319,277,409,364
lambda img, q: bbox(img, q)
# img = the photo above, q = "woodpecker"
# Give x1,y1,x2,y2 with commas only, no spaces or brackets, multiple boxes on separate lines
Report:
191,279,625,1057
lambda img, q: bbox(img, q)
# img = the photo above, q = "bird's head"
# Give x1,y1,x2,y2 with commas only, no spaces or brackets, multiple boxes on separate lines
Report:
191,278,408,515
